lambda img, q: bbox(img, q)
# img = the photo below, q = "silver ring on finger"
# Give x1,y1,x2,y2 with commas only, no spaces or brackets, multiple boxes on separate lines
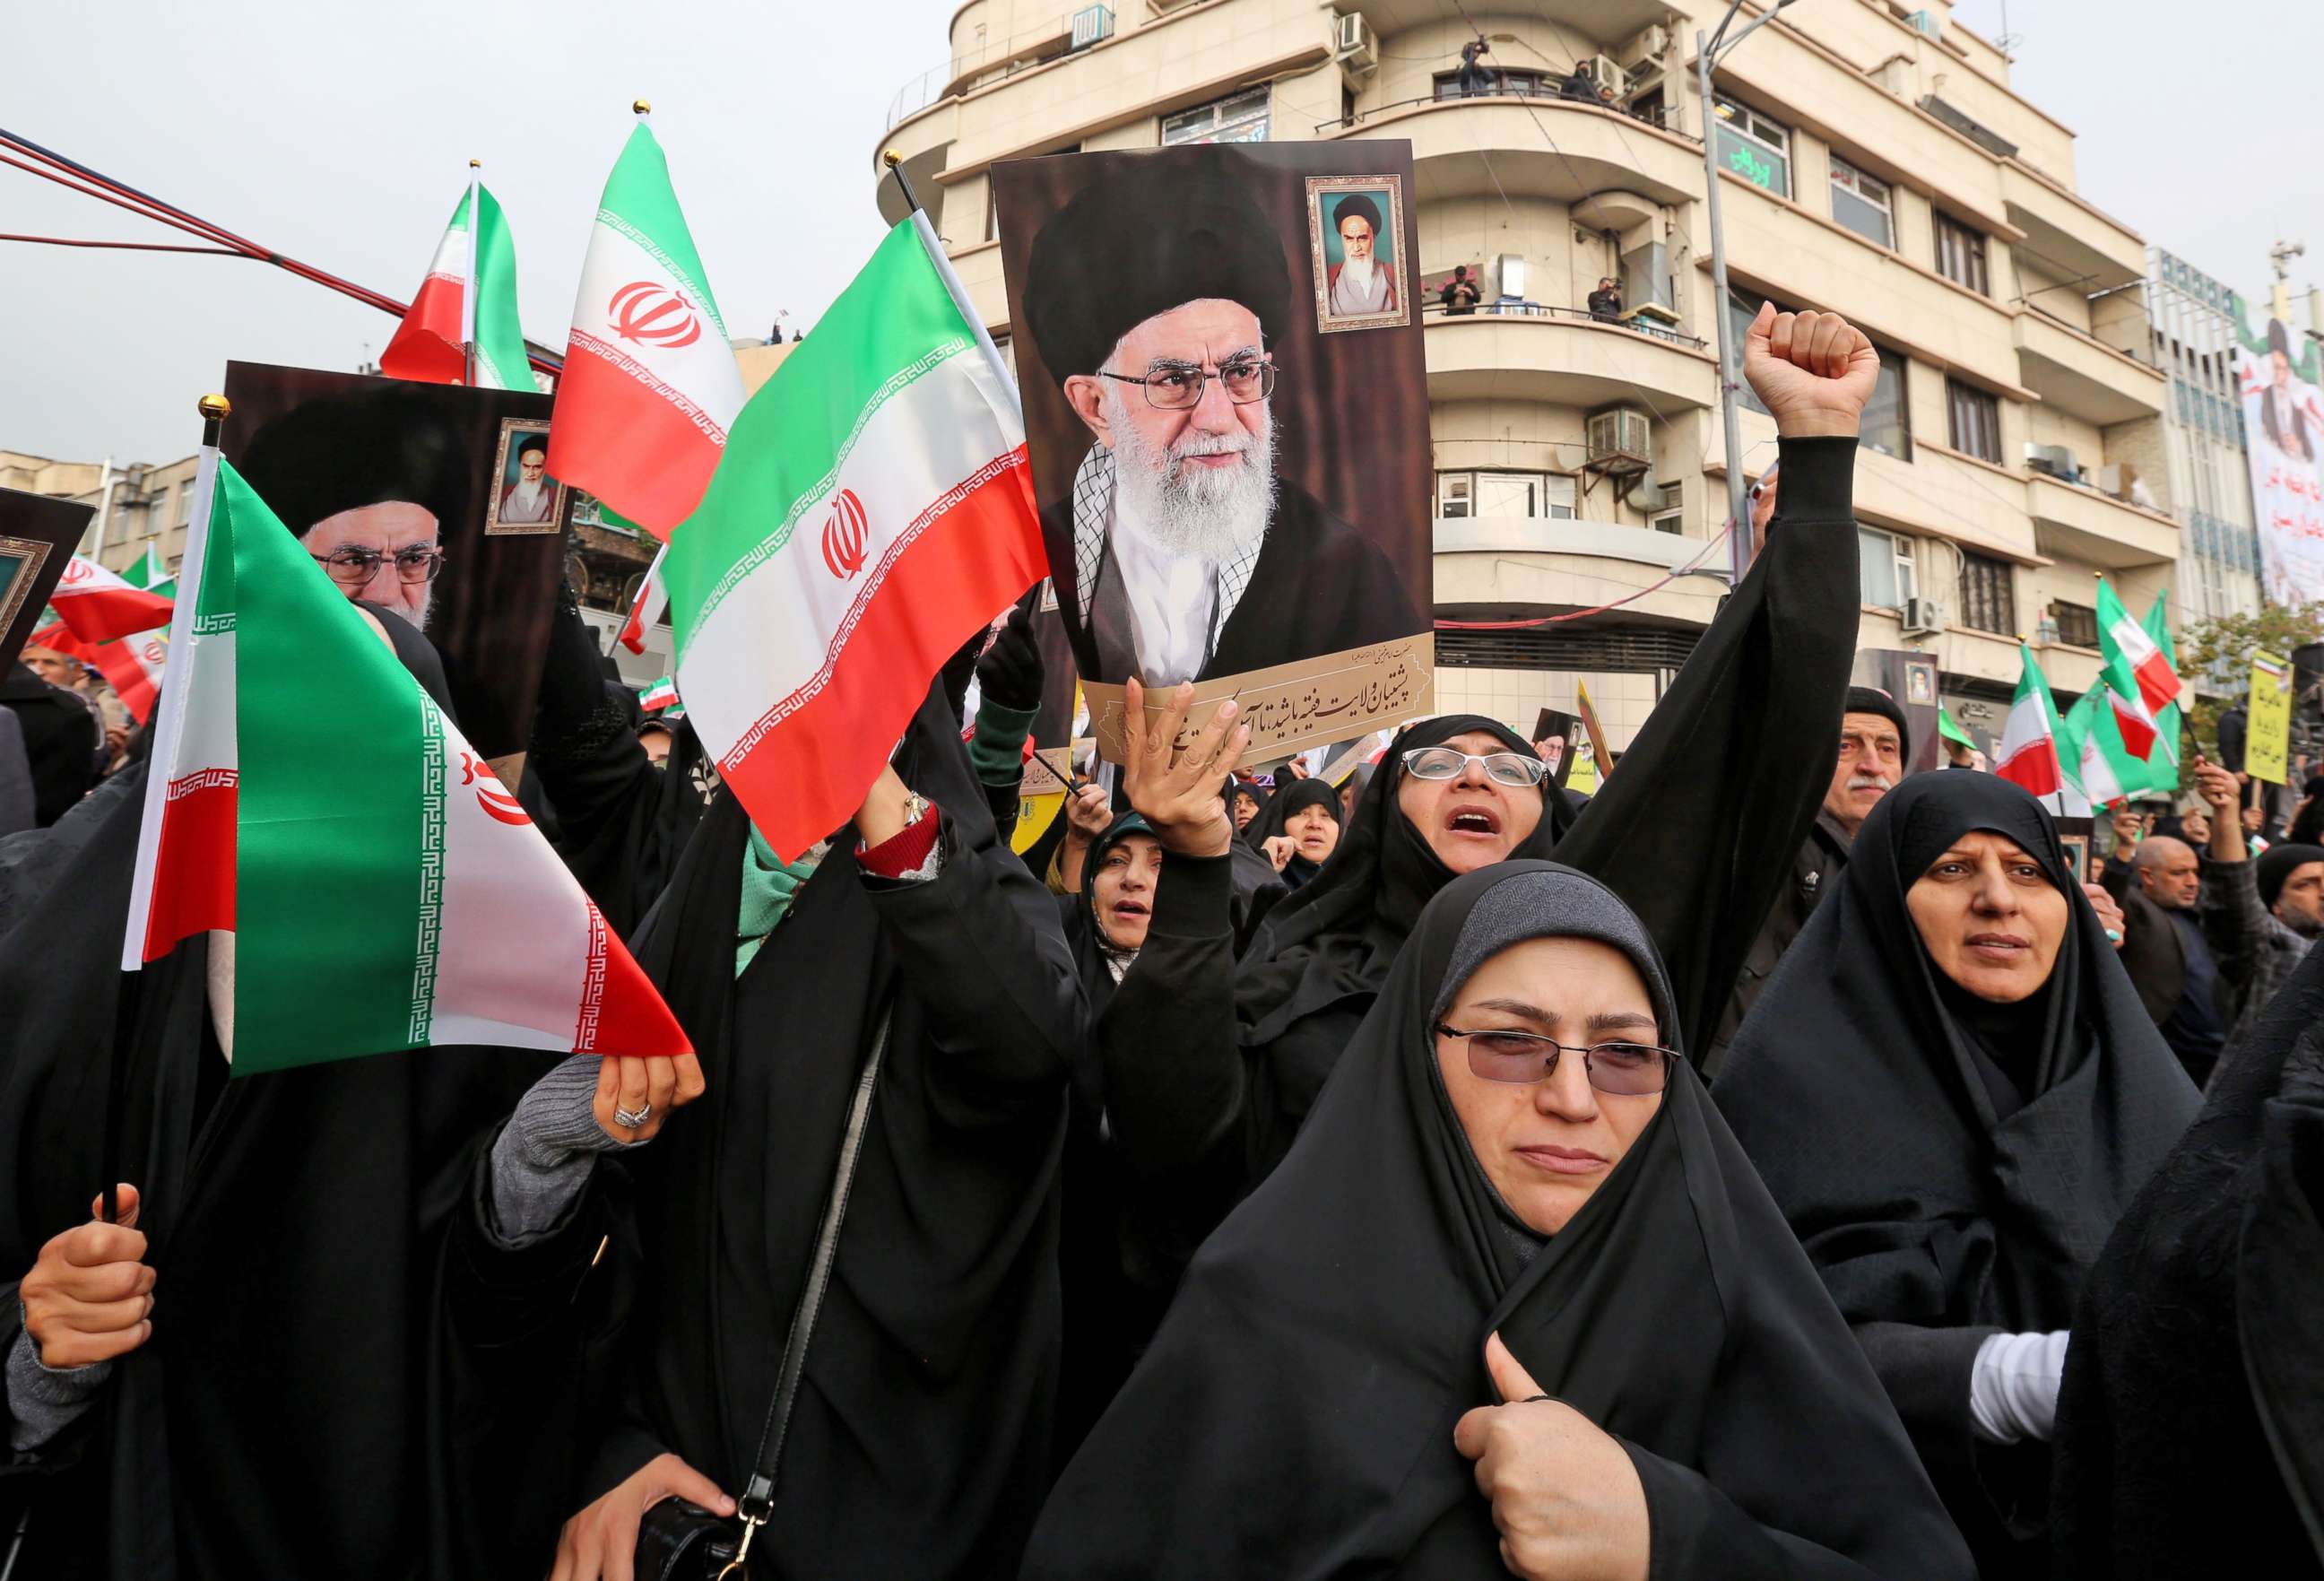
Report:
614,1101,653,1129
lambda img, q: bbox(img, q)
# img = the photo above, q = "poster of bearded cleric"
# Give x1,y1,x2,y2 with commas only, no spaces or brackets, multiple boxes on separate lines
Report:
992,141,1432,760
2234,314,2324,604
218,362,568,769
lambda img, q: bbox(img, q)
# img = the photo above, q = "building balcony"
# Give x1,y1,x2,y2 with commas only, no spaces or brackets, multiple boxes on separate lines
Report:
1349,0,1672,41
2012,308,2165,426
1713,173,2025,396
1433,515,1730,629
1424,307,1715,413
2027,473,2179,569
1332,95,1702,212
1999,163,2146,292
1853,443,2040,563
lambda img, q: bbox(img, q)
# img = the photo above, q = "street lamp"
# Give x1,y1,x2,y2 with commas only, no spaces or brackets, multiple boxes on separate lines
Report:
1697,0,1798,582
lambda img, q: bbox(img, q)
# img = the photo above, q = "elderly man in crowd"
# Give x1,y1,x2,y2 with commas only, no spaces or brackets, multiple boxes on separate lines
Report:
1019,166,1421,687
1709,683,1906,1073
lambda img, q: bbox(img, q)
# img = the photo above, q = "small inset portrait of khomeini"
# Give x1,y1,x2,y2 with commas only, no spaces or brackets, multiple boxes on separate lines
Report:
486,421,566,535
1018,165,1423,688
1308,176,1408,333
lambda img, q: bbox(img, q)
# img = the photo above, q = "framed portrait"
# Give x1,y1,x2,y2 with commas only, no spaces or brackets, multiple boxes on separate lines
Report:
1306,174,1410,334
484,419,568,536
0,489,94,673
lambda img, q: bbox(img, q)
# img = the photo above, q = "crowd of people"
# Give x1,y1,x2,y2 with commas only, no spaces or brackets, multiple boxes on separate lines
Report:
0,301,2318,1581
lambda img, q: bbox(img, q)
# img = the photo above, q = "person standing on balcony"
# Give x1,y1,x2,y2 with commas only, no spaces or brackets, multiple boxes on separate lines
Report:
1560,62,1602,103
1456,36,1495,96
1438,264,1481,316
1588,275,1624,323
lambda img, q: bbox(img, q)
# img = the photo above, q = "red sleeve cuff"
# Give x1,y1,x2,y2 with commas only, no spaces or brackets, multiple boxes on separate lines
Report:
857,806,942,878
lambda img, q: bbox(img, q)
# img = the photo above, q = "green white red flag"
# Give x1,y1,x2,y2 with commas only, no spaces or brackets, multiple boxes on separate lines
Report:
30,621,165,723
122,543,177,601
2059,686,2134,807
548,123,745,538
667,215,1041,861
2097,576,2181,731
48,554,173,643
638,675,677,711
380,175,535,391
619,543,667,654
2142,593,2183,783
122,452,689,1077
1994,643,2068,798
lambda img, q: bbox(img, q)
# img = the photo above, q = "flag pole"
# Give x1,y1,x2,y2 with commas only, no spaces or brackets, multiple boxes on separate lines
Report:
462,159,481,387
882,147,924,215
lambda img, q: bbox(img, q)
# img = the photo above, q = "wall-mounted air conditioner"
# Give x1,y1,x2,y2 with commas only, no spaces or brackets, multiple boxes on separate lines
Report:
1492,252,1528,301
1582,55,1623,95
1332,12,1375,70
1585,407,1651,474
1900,596,1945,636
2025,442,2079,482
1070,5,1114,51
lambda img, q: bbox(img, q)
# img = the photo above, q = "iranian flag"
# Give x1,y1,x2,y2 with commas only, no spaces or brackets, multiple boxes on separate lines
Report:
548,122,745,538
2098,577,2182,720
49,554,172,643
619,542,668,655
122,452,689,1077
122,543,177,601
380,174,536,392
30,621,165,723
638,675,677,711
2143,594,2183,781
1994,643,2068,797
2059,686,2133,807
668,215,1040,861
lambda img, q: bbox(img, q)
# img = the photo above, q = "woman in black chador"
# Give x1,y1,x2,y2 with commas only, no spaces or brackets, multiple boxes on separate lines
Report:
1024,863,1973,1579
1716,771,2199,1577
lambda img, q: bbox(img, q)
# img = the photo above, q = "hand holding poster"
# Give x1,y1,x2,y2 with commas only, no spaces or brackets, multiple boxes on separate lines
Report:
992,142,1433,761
2248,648,2293,786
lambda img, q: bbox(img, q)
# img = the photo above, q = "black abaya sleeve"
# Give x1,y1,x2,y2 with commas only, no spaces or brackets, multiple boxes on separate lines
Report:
1552,435,1860,1060
528,597,665,936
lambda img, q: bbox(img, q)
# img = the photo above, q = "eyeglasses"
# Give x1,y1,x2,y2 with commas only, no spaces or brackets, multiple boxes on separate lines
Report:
1097,357,1278,411
1400,746,1547,787
311,544,447,590
1433,1025,1678,1095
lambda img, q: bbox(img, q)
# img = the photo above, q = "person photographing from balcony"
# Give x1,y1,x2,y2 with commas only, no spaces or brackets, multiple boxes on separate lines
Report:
1588,275,1624,323
1456,36,1496,96
1562,62,1604,103
1438,264,1481,316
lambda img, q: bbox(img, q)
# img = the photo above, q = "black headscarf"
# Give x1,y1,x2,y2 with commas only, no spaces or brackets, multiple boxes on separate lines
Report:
1240,774,1341,889
1715,771,2198,1571
2051,925,2324,1577
1026,864,1973,1580
1062,812,1155,1022
1225,779,1269,835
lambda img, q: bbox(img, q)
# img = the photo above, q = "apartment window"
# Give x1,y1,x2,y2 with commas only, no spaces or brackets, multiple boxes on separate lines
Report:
139,500,161,541
1859,526,1919,609
1431,69,1548,101
1946,378,2001,463
1829,157,1893,248
1861,346,1912,460
2051,599,2099,649
1161,87,1270,145
175,479,195,525
1436,470,1575,518
1956,551,2016,635
1727,290,1773,414
103,503,132,548
1713,95,1790,198
1650,507,1684,534
1934,213,1990,295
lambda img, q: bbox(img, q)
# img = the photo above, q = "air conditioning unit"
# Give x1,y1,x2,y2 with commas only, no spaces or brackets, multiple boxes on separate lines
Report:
1583,55,1623,95
1899,596,1944,636
1904,8,1943,39
1492,252,1528,301
1585,407,1651,475
1625,23,1671,64
2025,442,2078,482
1332,11,1375,69
1069,4,1114,51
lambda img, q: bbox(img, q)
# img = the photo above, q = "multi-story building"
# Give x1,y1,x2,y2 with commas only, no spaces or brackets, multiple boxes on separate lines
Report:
876,0,2183,751
2146,248,2263,626
1,448,201,570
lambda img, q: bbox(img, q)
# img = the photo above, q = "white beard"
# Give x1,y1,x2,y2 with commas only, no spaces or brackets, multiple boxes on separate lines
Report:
512,478,546,508
1104,385,1277,561
1340,255,1375,293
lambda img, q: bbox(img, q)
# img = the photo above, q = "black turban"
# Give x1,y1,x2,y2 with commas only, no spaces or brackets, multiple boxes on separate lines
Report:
1020,161,1291,382
516,437,548,461
1843,683,1909,746
1331,192,1381,239
238,387,464,539
2268,317,2293,358
2256,842,2324,909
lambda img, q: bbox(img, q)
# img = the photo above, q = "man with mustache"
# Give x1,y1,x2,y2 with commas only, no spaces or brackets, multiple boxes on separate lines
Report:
1709,684,1906,1073
1019,166,1422,687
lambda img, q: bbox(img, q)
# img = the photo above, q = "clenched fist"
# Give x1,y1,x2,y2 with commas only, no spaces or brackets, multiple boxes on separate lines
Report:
1742,303,1879,439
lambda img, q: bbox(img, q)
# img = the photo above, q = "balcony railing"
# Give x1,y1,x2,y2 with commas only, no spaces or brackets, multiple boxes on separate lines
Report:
886,7,1112,129
1421,298,1707,351
1316,83,1692,138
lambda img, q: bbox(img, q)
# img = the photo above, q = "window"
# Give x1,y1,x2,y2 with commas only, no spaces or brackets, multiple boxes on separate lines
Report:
1829,158,1893,248
1946,378,2001,463
2051,599,2098,648
1957,551,2016,635
103,502,132,548
1161,87,1270,145
1713,95,1790,198
1435,471,1574,519
1861,346,1911,460
1650,506,1684,535
176,479,195,526
1431,69,1548,101
1934,213,1989,295
1727,290,1772,414
1859,526,1918,609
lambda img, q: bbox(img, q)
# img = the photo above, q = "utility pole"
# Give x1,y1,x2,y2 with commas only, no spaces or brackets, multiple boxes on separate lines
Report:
1697,0,1796,582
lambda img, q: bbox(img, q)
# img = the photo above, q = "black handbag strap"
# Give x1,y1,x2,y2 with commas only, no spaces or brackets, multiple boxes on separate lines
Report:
735,1003,892,1525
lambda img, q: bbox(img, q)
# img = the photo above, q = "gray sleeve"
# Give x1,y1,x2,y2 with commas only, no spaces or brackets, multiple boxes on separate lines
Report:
484,1055,644,1249
6,1325,112,1454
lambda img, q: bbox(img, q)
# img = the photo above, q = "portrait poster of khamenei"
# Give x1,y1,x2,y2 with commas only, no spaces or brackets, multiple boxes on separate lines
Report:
992,141,1432,760
219,362,568,770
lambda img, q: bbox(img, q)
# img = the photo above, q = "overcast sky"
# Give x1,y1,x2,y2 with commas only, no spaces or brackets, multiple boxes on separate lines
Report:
3,0,2317,465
